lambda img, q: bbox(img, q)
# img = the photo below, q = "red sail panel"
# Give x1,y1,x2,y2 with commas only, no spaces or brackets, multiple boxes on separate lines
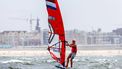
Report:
46,0,66,67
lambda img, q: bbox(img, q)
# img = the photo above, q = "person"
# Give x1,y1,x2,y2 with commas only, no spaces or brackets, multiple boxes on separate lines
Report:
66,40,77,68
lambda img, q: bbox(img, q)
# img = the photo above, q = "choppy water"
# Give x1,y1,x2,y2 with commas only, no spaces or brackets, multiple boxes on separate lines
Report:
0,56,122,69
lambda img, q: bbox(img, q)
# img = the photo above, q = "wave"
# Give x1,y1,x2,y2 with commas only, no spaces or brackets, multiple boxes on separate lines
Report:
0,56,121,69
1,59,33,65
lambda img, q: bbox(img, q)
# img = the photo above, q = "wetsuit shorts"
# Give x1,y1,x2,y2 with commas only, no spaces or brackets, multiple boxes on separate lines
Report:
71,53,76,59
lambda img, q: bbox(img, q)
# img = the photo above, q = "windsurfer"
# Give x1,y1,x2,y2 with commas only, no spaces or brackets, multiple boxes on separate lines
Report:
66,40,77,68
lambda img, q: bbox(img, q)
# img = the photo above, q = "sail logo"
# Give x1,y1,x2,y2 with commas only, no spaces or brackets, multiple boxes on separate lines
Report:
48,16,55,20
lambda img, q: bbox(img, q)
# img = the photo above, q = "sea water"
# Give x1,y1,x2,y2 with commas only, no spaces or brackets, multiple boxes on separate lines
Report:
0,56,122,69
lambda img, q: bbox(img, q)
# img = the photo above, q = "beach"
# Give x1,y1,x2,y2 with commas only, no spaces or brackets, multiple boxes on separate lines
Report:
0,47,122,56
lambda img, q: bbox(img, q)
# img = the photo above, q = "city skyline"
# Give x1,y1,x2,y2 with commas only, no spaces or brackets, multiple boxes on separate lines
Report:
0,0,122,32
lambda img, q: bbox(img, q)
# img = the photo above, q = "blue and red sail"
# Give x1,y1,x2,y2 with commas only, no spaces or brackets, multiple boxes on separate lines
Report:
45,0,66,67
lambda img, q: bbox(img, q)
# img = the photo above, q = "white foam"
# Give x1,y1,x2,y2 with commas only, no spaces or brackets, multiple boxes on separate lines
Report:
47,59,55,63
1,59,31,64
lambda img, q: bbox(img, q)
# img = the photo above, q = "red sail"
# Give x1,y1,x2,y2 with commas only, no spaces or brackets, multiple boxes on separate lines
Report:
46,0,66,67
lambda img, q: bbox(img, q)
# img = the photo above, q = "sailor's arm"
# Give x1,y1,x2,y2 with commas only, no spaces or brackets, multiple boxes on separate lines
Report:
65,41,70,46
65,41,73,47
69,44,76,47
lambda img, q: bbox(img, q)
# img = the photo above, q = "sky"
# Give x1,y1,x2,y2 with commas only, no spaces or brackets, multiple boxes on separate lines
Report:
0,0,122,32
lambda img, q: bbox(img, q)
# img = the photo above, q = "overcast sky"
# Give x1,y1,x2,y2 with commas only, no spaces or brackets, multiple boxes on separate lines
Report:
0,0,122,32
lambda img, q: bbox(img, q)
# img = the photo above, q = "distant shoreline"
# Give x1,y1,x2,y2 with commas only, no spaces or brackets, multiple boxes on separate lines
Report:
0,45,122,56
0,48,122,56
1,45,122,50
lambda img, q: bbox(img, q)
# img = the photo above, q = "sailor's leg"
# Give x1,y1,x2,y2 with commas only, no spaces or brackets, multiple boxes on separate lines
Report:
70,59,73,68
66,53,72,67
70,53,76,68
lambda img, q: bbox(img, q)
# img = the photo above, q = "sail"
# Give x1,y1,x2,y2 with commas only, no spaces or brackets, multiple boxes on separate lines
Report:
45,0,66,67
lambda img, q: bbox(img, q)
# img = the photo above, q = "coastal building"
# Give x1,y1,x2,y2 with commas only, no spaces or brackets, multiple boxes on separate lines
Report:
35,18,41,33
65,29,87,44
0,28,122,48
87,31,122,45
113,28,122,35
0,31,42,48
43,29,48,45
65,29,122,45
